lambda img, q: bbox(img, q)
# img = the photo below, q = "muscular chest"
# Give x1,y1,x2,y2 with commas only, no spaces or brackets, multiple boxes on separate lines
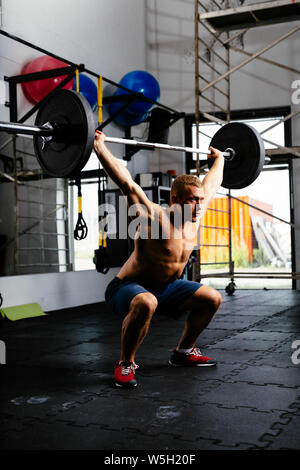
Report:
138,225,196,262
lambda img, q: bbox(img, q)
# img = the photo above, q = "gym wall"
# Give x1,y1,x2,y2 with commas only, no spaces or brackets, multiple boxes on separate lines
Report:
0,0,149,310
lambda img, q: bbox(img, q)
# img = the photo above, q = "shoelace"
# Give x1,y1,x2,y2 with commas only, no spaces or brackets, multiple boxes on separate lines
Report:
120,362,139,376
189,347,203,357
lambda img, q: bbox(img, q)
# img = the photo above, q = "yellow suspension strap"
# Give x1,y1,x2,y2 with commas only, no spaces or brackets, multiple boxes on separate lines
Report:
97,75,103,124
99,216,108,250
75,67,80,93
73,178,88,240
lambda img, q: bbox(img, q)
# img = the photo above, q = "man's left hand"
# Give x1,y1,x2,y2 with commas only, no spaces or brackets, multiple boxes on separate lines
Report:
208,146,224,160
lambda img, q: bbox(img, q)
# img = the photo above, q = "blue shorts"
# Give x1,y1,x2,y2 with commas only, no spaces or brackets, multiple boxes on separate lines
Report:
105,276,203,319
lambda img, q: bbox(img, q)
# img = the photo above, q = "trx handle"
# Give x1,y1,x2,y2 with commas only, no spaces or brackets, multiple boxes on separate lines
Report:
74,178,88,241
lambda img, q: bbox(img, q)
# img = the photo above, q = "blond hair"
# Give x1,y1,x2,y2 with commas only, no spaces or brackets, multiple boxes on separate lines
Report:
170,174,202,199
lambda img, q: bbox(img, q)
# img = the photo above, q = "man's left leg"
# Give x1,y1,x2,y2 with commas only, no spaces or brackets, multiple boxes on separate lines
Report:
169,285,222,367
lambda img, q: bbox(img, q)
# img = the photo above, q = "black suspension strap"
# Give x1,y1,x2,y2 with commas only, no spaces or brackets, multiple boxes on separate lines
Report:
74,178,88,241
93,171,110,274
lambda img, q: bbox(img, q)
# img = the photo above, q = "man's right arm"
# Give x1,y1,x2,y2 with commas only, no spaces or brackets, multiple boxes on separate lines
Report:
94,131,153,214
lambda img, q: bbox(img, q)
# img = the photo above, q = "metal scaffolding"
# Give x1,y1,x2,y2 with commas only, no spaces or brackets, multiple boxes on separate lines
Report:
0,135,71,275
194,0,300,290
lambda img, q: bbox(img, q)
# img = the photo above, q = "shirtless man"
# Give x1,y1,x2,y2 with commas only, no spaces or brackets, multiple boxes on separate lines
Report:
94,130,224,388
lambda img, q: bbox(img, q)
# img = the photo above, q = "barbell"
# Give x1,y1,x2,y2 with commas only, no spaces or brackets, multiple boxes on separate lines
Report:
0,89,266,189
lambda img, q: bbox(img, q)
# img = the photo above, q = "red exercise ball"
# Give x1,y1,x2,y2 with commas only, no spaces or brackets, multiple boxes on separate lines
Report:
21,56,74,104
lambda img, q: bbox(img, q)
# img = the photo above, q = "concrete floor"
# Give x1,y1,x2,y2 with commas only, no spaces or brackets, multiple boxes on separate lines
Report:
0,289,300,451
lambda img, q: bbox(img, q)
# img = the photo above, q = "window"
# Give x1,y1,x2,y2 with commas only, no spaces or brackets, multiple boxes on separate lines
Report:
69,178,99,271
191,116,285,161
186,110,293,289
68,153,128,271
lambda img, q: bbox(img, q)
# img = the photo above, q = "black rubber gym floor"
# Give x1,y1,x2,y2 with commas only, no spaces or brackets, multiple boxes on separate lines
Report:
0,289,300,451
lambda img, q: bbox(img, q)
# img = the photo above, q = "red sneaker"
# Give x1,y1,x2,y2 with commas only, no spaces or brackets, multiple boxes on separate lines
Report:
169,347,217,367
114,361,139,388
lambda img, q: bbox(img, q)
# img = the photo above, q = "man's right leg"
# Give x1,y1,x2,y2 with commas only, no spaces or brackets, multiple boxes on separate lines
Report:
120,292,158,363
115,292,158,388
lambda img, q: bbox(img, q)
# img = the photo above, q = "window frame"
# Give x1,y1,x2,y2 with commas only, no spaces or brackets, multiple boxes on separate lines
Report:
184,106,296,289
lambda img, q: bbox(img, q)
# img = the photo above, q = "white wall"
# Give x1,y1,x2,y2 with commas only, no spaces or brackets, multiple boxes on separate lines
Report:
0,267,120,312
0,0,146,130
1,0,146,87
0,0,147,310
145,0,195,175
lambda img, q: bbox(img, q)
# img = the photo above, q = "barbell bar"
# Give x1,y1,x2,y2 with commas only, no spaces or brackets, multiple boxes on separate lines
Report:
103,136,236,161
0,120,235,159
0,89,266,189
0,121,54,137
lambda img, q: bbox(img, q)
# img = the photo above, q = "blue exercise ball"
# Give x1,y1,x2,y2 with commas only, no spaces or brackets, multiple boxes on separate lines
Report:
109,70,160,124
73,74,97,110
112,108,149,127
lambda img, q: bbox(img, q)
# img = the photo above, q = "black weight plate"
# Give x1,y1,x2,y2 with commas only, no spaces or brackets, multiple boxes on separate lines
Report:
34,89,95,178
209,122,265,189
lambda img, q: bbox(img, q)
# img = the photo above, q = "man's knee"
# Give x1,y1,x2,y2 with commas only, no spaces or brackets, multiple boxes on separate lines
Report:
210,289,222,310
128,292,158,323
205,289,222,315
195,287,222,313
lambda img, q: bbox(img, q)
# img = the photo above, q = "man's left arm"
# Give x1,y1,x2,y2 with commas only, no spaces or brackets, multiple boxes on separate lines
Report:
201,146,225,213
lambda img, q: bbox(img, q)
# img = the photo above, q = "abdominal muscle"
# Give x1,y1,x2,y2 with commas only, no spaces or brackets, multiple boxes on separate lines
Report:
117,219,197,289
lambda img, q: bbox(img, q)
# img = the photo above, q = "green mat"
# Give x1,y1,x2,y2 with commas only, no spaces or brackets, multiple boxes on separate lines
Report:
0,303,47,321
